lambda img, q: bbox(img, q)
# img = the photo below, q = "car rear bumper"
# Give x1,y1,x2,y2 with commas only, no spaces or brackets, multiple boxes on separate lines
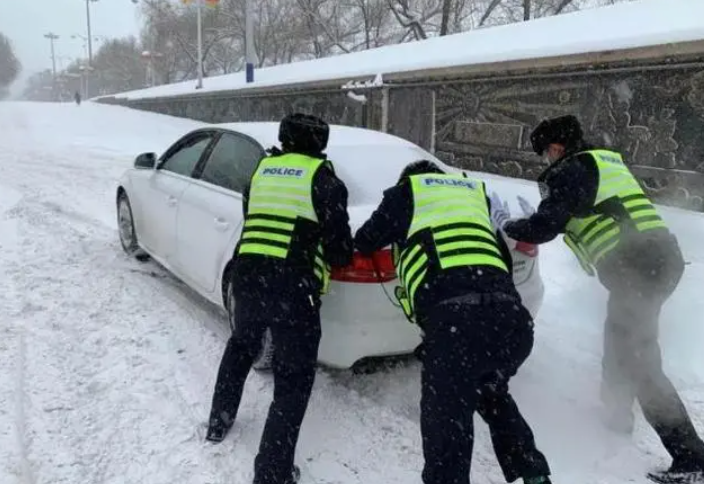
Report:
517,274,545,320
318,281,421,369
318,265,545,369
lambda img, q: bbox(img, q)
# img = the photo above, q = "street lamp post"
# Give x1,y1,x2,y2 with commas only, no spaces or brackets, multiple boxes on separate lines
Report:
44,33,60,101
245,0,254,83
85,0,99,65
188,0,220,89
196,0,203,89
84,0,100,98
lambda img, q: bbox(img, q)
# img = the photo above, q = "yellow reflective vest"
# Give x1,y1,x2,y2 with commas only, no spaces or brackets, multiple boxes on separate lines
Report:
393,174,508,322
236,153,330,293
563,149,667,276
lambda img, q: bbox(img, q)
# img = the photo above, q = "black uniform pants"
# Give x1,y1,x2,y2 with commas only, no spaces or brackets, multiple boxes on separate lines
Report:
417,301,550,484
208,286,321,484
600,237,704,467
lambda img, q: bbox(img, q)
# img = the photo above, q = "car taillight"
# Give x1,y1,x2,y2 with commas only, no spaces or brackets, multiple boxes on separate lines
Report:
515,241,538,258
330,249,397,283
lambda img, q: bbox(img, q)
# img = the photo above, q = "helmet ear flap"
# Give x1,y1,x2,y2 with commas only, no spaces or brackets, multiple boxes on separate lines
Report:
530,119,552,155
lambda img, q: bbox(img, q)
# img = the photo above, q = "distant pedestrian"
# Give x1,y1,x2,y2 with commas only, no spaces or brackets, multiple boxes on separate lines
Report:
74,91,81,106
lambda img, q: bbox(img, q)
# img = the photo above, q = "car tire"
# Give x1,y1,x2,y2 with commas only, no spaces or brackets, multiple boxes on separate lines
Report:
117,192,149,262
225,277,273,372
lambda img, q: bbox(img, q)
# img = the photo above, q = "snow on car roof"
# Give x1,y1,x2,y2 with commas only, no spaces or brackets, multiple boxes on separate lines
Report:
210,122,419,149
203,122,449,205
108,0,704,101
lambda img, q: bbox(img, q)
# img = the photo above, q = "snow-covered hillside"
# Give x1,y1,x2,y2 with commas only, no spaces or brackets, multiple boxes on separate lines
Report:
1,101,703,484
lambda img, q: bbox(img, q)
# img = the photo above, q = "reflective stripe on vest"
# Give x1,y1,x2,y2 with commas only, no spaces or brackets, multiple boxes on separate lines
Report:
563,149,667,274
393,174,508,322
237,153,331,293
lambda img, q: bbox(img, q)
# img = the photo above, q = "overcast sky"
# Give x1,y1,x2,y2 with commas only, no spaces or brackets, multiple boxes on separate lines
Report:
1,0,141,94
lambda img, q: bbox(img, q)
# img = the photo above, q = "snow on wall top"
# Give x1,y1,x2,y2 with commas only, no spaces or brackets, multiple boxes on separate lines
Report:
109,0,704,101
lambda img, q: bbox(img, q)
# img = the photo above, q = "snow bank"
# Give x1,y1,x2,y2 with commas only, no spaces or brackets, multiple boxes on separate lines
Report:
108,0,704,101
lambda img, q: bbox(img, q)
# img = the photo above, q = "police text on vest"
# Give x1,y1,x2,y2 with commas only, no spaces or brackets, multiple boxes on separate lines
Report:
262,167,305,177
423,177,476,189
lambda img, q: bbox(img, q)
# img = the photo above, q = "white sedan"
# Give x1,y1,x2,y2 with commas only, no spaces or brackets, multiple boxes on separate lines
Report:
116,122,544,371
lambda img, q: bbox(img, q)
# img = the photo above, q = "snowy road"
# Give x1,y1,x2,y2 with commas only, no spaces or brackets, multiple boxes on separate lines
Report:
1,102,703,484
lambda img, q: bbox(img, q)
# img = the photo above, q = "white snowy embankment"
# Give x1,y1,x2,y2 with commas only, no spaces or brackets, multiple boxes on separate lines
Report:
107,0,704,101
0,102,703,484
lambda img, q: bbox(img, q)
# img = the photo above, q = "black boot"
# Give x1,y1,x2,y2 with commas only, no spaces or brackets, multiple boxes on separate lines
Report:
524,476,552,484
252,465,300,484
205,412,234,443
288,465,301,484
648,459,704,484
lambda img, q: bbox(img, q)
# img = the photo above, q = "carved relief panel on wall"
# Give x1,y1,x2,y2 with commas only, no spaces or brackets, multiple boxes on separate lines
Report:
433,67,704,211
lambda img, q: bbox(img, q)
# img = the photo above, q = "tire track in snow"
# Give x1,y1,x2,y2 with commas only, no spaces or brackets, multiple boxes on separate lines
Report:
4,198,118,484
10,202,249,483
1,183,34,484
15,324,36,484
127,261,267,483
3,185,254,483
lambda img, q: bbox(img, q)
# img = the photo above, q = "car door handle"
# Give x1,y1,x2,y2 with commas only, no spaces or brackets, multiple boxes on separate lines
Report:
167,196,177,206
214,218,230,231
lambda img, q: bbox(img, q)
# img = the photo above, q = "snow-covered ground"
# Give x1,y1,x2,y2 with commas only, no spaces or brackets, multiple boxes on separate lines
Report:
1,101,703,484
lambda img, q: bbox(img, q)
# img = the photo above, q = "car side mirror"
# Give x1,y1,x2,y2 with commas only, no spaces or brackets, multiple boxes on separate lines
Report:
134,152,157,169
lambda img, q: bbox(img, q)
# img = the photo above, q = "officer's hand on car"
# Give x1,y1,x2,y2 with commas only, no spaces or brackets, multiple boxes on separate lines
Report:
516,195,536,217
490,192,511,230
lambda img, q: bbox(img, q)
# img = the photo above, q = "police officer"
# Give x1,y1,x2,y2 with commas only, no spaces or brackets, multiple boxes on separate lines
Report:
354,160,552,484
206,113,353,484
492,114,704,483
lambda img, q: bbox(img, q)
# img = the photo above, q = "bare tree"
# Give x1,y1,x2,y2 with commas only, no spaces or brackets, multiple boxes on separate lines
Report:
386,0,441,40
351,0,395,48
0,32,21,99
91,37,148,94
130,0,634,87
295,0,328,57
22,70,55,102
439,0,452,35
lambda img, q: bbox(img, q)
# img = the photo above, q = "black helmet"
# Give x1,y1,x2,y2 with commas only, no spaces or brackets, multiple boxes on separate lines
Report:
398,159,445,184
278,113,329,155
530,114,583,155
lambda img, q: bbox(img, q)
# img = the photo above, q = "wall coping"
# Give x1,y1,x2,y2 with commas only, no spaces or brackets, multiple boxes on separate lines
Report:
102,40,704,104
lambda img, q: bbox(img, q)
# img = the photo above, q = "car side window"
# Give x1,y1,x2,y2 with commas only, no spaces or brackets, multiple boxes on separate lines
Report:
199,133,265,193
160,134,214,177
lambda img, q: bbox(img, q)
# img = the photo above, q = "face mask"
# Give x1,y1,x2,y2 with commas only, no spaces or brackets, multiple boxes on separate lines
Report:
538,182,550,200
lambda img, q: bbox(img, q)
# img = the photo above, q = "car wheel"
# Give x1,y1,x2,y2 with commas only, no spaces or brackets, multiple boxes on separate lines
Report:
225,277,273,372
117,192,149,262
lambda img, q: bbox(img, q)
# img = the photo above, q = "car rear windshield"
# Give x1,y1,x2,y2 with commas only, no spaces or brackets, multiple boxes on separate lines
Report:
325,144,441,205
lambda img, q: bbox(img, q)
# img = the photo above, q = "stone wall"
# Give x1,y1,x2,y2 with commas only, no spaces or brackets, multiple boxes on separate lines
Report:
429,65,704,211
115,89,369,128
101,62,704,211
